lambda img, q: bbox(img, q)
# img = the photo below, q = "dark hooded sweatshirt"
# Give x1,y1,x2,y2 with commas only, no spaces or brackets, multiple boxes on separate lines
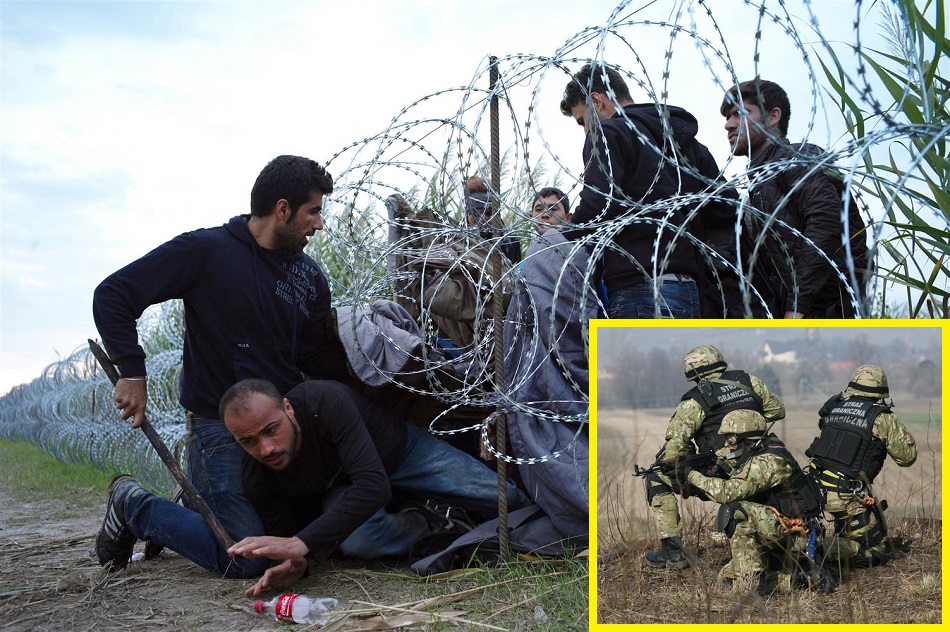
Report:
93,215,348,418
566,103,737,293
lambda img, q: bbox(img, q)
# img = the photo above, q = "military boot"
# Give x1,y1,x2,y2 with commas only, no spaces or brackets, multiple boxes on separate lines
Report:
854,545,890,568
755,571,777,596
644,537,689,569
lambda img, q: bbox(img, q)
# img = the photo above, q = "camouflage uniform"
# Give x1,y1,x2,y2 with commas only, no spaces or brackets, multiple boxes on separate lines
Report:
648,370,785,539
807,365,917,566
687,410,821,587
688,449,798,582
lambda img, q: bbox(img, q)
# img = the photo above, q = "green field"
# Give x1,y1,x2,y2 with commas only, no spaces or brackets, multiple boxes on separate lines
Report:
0,437,114,503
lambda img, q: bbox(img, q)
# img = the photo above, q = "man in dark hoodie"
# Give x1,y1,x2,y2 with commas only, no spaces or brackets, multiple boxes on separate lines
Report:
560,63,740,318
721,79,868,317
92,155,349,578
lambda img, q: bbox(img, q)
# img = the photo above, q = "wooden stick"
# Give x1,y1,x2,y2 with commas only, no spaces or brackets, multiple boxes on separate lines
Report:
88,339,234,552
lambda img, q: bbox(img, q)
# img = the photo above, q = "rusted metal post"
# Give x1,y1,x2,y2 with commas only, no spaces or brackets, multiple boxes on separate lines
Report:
489,55,509,562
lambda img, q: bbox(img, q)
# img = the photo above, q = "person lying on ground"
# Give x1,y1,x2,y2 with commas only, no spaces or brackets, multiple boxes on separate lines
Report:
220,378,530,596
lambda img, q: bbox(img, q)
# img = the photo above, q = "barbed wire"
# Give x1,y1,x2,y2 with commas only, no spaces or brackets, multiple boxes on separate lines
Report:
0,0,945,492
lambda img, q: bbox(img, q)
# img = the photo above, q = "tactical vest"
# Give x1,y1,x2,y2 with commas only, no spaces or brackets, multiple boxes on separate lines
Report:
805,394,889,481
683,370,762,453
737,435,823,520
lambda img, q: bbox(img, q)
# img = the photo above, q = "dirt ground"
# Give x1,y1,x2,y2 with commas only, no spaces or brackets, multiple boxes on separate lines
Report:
0,485,576,631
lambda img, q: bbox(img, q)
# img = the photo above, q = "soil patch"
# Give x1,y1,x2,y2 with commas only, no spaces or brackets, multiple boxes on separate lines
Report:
0,486,576,630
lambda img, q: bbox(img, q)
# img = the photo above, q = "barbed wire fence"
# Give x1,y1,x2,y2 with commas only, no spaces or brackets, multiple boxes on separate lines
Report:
0,0,946,496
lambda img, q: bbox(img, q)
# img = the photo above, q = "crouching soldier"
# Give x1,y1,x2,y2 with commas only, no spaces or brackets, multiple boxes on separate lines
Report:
643,345,785,569
806,364,917,568
682,409,827,594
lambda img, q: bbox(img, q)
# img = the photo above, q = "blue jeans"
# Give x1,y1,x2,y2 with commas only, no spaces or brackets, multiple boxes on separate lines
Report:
335,425,530,558
606,279,701,319
124,423,269,578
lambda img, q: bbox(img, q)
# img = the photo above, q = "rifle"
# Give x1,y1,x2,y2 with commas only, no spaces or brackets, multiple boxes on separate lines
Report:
632,450,720,478
858,472,889,540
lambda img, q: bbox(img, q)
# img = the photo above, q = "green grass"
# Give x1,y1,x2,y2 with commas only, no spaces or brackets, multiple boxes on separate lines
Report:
370,554,589,630
897,411,941,427
458,556,589,630
0,437,114,504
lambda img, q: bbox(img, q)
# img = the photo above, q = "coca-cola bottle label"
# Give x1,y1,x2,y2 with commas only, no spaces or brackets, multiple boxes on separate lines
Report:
275,593,299,622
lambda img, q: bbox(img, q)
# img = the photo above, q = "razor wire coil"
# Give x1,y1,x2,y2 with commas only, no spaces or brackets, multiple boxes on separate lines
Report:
0,0,946,492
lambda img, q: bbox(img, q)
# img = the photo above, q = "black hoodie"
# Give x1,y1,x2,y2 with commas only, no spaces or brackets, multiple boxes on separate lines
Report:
93,215,348,418
567,103,736,293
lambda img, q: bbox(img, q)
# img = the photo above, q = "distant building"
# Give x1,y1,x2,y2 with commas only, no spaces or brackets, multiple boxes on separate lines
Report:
759,340,801,364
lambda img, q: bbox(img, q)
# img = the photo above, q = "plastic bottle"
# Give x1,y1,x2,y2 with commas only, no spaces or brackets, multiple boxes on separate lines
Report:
254,593,339,624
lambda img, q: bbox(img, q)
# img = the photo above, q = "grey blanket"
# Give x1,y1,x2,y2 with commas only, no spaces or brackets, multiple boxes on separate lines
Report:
503,229,597,541
335,300,430,387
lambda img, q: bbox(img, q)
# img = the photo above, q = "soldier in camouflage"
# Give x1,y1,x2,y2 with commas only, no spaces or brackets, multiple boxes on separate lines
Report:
643,345,785,569
806,365,917,567
684,409,824,593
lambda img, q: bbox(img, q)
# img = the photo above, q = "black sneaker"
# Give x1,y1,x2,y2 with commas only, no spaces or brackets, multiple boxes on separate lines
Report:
401,500,474,534
142,539,164,560
96,475,142,571
423,500,474,532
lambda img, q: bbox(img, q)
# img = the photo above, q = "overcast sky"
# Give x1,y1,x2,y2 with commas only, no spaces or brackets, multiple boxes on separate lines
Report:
1,0,892,395
594,323,944,370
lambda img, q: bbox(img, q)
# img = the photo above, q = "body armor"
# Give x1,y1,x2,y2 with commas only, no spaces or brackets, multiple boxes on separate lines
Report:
737,435,823,520
806,394,889,482
683,370,762,453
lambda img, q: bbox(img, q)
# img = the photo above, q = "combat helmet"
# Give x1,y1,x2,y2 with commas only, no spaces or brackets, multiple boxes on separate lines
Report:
718,409,767,437
846,365,889,399
683,345,727,381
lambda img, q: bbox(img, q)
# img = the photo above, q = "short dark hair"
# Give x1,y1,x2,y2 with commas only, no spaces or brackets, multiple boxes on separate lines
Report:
219,378,283,421
720,79,790,137
250,155,334,218
559,63,633,116
535,187,570,213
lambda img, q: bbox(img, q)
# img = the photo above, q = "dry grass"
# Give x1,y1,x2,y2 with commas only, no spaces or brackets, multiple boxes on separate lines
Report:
597,519,941,624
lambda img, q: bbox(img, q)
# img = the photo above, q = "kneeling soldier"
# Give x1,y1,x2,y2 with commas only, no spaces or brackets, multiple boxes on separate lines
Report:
806,364,917,567
683,409,825,594
644,345,785,569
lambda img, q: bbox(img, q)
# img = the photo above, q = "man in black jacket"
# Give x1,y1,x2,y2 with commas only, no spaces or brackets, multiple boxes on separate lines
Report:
220,378,530,596
560,63,741,318
721,79,868,318
92,155,350,578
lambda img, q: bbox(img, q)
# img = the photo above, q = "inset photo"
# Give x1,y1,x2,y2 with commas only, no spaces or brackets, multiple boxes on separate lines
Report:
591,322,943,626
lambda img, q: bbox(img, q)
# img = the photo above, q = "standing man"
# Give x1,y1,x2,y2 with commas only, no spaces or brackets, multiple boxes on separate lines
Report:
806,365,917,567
685,409,826,594
559,62,740,319
220,378,530,596
643,345,785,569
92,155,349,578
721,79,869,318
